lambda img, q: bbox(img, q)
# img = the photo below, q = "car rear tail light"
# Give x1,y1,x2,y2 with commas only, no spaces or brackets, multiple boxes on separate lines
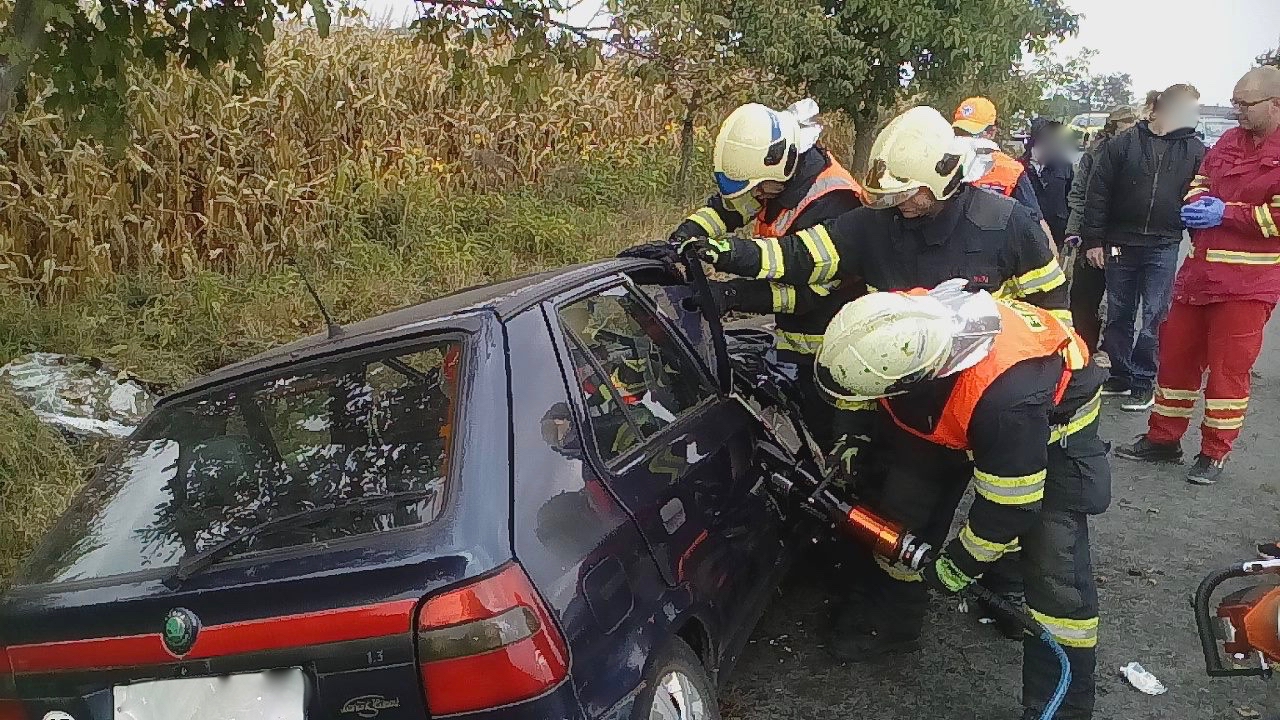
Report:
416,563,569,716
0,647,27,720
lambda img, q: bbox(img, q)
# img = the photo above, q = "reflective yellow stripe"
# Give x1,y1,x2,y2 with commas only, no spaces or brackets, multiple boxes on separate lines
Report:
1205,398,1248,411
1049,391,1101,444
1005,539,1022,553
798,225,839,283
1271,195,1280,208
1157,386,1200,401
973,469,1046,505
687,207,729,237
810,280,839,297
770,284,797,313
754,239,786,279
834,398,877,411
1255,205,1280,238
775,331,824,355
1153,403,1194,418
1205,249,1280,265
1049,308,1074,326
874,554,922,582
1015,260,1067,294
1030,610,1098,648
1204,415,1245,430
959,524,1015,563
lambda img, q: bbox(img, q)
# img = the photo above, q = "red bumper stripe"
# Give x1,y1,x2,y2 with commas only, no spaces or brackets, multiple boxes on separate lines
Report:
9,599,418,674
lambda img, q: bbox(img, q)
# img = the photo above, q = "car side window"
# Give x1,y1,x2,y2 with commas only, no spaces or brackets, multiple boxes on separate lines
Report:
559,285,715,461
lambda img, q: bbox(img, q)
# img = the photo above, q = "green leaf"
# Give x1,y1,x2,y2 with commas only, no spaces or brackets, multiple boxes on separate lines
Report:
308,0,332,36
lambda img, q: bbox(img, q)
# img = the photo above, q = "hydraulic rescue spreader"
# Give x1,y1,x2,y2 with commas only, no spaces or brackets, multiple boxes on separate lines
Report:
1195,557,1280,678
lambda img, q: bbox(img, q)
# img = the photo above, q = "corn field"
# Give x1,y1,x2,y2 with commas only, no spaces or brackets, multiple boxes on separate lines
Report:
0,27,723,293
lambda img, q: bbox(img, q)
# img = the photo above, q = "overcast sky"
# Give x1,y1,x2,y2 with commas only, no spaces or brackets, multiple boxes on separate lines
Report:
355,0,1280,106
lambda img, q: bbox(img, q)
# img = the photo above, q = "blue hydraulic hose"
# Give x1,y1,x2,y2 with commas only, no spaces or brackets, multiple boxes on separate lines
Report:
1037,628,1072,720
964,585,1071,719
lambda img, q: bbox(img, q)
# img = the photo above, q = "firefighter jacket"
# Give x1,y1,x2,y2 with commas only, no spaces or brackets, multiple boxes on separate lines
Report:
880,300,1094,579
1175,126,1280,305
708,185,1071,325
677,147,864,360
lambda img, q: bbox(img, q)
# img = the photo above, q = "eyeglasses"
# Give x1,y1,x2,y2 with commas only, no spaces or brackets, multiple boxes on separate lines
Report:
1231,96,1278,109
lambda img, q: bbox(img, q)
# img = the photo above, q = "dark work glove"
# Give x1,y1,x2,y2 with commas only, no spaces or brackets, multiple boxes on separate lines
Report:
668,227,700,246
618,242,680,269
678,236,733,266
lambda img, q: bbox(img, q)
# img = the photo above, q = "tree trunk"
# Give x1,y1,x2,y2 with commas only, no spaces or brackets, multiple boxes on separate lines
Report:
849,106,880,178
674,97,699,200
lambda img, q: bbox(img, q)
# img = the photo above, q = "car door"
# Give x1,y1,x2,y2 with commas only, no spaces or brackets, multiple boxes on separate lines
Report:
549,278,786,658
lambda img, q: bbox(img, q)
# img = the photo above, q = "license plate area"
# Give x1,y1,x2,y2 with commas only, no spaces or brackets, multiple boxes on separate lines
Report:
114,668,306,720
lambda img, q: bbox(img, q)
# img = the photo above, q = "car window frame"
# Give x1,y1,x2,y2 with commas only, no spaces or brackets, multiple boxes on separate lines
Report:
13,331,474,590
546,276,722,474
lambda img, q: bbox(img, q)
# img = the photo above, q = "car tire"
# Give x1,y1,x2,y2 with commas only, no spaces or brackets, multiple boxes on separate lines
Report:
635,639,722,720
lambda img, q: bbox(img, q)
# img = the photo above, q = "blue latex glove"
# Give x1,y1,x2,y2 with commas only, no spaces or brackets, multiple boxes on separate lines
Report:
1181,197,1225,229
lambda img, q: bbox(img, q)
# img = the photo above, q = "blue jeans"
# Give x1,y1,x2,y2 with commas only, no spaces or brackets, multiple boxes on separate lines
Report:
1101,242,1180,394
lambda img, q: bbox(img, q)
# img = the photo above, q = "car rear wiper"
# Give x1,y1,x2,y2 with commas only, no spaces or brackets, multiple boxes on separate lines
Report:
164,488,440,587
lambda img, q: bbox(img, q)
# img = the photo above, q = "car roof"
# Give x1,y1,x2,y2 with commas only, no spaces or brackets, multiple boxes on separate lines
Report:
165,256,667,402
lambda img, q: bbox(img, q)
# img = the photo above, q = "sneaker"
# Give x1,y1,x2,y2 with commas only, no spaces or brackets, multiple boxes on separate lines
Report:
1114,435,1183,463
1101,378,1130,396
1121,388,1155,412
1257,541,1280,559
1187,454,1226,485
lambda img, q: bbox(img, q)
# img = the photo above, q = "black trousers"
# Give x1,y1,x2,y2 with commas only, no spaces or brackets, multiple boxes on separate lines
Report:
863,423,1102,719
1070,256,1106,351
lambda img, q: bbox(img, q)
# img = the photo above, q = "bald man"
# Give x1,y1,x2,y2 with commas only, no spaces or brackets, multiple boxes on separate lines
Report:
1117,66,1280,485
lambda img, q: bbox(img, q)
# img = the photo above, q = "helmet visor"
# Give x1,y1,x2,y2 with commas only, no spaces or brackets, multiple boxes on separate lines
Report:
861,187,922,210
714,171,754,199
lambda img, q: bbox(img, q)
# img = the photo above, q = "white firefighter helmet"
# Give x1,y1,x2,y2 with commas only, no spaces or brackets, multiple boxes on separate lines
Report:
815,280,1002,402
861,106,972,208
713,103,801,199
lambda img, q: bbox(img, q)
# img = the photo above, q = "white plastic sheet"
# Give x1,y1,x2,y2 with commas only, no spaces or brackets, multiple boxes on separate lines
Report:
0,352,158,438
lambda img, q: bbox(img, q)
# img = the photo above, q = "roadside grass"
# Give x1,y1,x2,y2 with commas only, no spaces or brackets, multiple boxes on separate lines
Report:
0,150,699,584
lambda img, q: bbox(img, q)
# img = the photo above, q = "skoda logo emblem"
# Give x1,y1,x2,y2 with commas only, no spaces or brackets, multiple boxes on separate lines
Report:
162,608,201,656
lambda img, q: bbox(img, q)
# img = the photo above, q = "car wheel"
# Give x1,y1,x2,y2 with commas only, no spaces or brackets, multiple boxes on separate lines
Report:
638,639,721,720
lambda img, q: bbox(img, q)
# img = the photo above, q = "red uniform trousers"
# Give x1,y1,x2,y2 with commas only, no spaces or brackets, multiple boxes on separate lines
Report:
1147,298,1275,460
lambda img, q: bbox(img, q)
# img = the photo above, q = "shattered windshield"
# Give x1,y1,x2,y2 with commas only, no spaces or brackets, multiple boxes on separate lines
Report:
17,339,463,586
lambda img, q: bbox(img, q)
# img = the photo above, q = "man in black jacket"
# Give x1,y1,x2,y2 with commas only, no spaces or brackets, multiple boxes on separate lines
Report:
1082,84,1205,411
1021,119,1075,251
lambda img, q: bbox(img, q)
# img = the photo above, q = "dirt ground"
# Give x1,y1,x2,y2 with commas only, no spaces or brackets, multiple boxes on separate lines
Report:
722,321,1280,719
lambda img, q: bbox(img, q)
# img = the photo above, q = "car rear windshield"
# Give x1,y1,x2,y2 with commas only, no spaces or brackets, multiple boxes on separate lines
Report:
17,339,463,586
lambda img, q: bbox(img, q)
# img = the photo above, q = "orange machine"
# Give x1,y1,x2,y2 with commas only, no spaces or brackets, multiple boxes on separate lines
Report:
1195,557,1280,678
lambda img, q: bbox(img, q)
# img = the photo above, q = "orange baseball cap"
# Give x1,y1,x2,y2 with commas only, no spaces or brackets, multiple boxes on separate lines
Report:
953,97,998,134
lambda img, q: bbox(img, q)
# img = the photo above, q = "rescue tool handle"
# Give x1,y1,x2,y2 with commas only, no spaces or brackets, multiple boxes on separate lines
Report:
1193,564,1270,677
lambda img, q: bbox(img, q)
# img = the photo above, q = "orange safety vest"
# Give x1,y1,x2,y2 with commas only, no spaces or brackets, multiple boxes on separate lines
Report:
883,300,1089,451
972,151,1024,198
753,157,861,238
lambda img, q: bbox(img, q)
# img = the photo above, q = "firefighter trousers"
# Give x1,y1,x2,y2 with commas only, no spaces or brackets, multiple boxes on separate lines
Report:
1147,299,1275,460
864,425,1102,720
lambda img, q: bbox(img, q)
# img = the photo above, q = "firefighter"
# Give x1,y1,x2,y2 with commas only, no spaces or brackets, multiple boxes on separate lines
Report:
678,105,1071,635
667,99,864,447
816,281,1109,720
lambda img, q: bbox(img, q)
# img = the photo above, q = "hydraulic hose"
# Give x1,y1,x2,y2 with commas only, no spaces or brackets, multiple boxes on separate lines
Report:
965,584,1071,720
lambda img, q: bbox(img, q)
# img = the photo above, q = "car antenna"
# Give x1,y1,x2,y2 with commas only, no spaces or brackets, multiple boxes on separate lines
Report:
287,258,344,339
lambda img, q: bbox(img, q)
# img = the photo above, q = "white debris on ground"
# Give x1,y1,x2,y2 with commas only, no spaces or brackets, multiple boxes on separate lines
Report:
0,353,159,439
1119,662,1168,696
